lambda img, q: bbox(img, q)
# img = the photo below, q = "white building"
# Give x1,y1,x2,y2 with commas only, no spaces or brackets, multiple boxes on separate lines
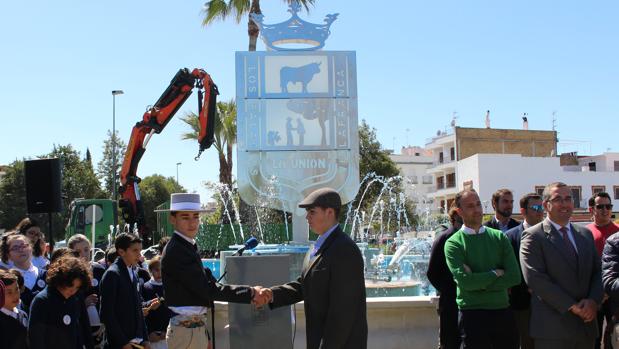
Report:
458,153,619,213
424,132,458,212
389,151,434,206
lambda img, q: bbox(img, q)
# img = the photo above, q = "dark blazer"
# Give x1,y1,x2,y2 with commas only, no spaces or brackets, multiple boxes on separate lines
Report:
520,219,603,340
99,257,148,349
505,223,531,310
28,286,94,349
601,233,619,317
270,226,367,349
426,224,458,309
484,216,520,232
0,310,28,349
161,232,253,306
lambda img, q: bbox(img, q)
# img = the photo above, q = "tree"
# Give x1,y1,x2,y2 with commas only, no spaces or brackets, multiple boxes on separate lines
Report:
0,160,27,230
349,120,416,239
182,100,238,223
202,0,315,51
138,174,185,235
0,145,105,241
97,130,127,199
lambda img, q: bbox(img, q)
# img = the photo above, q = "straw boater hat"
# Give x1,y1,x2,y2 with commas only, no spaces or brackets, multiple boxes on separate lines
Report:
154,193,209,212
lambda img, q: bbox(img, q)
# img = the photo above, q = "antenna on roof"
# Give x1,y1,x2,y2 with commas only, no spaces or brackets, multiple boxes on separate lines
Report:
522,113,528,130
451,111,457,128
485,110,491,129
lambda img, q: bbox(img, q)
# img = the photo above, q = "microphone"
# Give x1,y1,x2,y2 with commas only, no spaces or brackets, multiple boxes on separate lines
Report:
233,237,258,256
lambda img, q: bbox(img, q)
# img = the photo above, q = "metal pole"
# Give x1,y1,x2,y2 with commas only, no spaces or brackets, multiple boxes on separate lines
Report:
112,94,116,201
176,162,182,185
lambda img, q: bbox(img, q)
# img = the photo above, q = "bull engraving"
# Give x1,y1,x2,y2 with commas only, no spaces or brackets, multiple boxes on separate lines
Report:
279,62,321,93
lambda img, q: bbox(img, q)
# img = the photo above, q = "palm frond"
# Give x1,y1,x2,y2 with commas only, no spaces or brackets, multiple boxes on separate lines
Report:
202,0,230,26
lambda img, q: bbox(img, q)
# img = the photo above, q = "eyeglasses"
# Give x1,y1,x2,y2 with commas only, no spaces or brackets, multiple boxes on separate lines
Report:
594,204,613,210
528,204,544,212
9,245,30,252
549,196,573,204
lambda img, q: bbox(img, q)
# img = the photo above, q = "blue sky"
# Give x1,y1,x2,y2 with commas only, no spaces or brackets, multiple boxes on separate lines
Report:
1,1,618,201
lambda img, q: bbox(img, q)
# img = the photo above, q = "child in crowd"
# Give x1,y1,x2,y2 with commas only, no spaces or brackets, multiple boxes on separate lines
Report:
142,255,172,349
28,256,94,349
15,217,49,269
0,269,28,349
100,233,150,349
1,233,46,313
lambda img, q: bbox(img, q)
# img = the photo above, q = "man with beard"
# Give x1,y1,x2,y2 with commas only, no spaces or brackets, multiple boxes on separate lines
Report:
484,189,520,232
445,189,521,348
505,193,545,349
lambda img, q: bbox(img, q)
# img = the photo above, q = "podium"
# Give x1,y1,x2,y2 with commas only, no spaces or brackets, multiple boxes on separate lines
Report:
225,255,293,348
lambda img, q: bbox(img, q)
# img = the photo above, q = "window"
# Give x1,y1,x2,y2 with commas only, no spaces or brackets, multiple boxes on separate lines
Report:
589,162,596,172
570,186,582,209
614,186,619,200
535,186,545,196
446,173,456,188
450,147,455,161
437,176,445,190
592,185,606,195
615,161,619,172
409,175,418,184
439,152,444,164
422,175,433,184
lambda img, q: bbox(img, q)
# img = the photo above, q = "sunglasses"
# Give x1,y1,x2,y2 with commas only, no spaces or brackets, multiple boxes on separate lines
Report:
528,204,544,213
595,204,613,210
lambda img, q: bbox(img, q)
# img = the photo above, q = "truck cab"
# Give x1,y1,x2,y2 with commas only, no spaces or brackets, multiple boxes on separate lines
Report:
65,199,117,249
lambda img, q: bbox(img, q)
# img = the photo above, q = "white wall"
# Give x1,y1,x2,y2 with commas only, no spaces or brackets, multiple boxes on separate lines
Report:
457,154,619,213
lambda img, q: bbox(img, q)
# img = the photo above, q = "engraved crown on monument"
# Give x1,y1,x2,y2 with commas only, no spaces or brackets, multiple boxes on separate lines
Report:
250,1,338,51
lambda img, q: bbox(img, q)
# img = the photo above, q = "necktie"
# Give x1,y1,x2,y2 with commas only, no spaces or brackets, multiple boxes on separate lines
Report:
559,226,578,260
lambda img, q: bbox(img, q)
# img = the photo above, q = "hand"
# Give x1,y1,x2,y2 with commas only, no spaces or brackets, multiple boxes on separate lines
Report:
577,299,597,322
251,286,273,307
148,298,161,311
84,294,98,307
494,269,505,277
462,264,472,274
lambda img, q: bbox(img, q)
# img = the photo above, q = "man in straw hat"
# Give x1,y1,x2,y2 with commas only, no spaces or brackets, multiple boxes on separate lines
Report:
254,187,368,349
157,193,265,349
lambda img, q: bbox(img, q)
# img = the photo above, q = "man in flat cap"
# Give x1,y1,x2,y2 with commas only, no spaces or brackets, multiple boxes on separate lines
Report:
256,187,368,349
158,193,263,349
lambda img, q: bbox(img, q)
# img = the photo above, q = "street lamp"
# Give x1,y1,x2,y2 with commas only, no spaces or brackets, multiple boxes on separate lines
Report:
112,90,124,202
176,162,182,185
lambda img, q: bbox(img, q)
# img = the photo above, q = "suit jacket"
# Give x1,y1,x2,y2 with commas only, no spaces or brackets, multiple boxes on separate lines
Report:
601,233,619,317
161,232,253,307
99,257,148,349
520,219,603,340
484,216,520,232
270,226,367,349
505,223,531,310
426,224,458,310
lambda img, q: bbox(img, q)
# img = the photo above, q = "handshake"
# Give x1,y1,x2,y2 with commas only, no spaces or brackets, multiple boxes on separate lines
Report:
251,286,273,307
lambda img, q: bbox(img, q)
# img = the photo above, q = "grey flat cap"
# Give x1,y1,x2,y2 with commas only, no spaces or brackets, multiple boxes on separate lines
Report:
298,188,341,209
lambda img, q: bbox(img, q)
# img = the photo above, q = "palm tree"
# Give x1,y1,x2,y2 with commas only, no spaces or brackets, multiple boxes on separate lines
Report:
182,100,237,223
202,0,315,51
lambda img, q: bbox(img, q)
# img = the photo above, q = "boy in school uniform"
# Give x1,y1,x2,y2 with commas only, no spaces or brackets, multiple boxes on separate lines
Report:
0,269,28,349
142,255,172,349
100,233,150,349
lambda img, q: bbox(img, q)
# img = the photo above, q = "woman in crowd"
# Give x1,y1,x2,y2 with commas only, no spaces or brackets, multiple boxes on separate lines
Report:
15,218,49,269
0,233,46,313
28,255,94,349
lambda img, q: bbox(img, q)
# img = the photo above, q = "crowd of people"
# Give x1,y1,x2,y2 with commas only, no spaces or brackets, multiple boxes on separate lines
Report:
427,183,619,349
0,189,367,349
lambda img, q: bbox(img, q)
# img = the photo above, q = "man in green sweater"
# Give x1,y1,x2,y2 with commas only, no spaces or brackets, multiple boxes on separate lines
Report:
445,189,521,348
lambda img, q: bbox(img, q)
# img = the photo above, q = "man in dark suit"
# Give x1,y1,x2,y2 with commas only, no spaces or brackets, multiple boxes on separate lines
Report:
100,233,150,349
484,188,520,232
158,193,259,349
505,193,544,349
257,187,367,349
520,182,603,348
426,207,463,349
